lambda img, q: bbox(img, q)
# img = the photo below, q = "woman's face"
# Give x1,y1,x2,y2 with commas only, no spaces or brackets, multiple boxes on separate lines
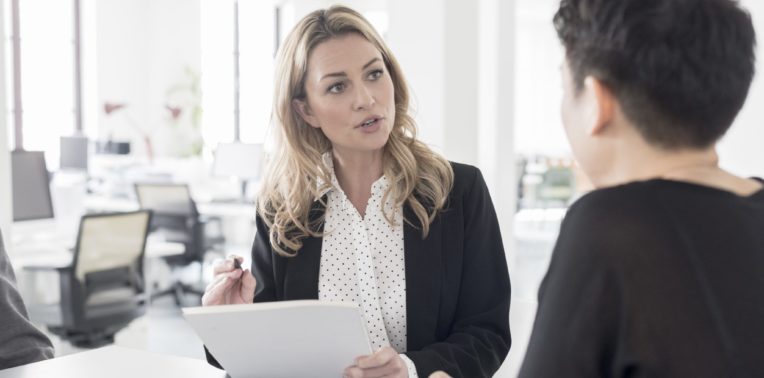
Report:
294,33,396,157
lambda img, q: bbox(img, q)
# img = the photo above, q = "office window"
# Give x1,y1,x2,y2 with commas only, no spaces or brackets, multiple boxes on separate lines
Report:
238,0,275,144
513,0,572,302
515,0,566,158
200,0,275,148
200,2,387,151
3,0,76,169
2,0,11,144
513,0,588,212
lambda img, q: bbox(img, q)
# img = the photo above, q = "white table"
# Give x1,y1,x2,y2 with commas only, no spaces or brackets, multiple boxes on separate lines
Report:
0,346,227,378
83,195,256,219
83,195,257,247
8,219,187,308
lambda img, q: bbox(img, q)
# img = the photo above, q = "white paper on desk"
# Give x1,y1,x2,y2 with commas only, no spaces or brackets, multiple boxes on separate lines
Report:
183,300,373,378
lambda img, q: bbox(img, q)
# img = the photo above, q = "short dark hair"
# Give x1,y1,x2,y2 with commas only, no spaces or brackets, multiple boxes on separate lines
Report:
554,0,756,149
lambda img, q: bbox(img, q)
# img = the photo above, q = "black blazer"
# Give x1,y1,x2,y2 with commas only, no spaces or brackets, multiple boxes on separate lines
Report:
207,163,511,377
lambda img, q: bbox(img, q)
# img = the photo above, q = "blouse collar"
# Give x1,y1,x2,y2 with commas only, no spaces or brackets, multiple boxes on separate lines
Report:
317,151,389,200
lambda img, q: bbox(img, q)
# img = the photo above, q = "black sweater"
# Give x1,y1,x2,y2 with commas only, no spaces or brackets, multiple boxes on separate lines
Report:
520,178,764,378
0,230,54,369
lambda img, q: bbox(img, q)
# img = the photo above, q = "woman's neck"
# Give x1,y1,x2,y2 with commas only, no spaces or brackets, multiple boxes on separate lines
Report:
331,149,384,217
596,142,761,196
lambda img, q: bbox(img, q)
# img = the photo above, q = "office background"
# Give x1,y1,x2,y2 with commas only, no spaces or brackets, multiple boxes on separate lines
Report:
1,0,763,377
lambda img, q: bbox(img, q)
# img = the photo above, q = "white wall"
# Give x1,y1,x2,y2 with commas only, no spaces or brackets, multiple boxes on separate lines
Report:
477,3,518,377
478,0,516,245
442,1,479,166
96,0,202,159
514,0,568,157
96,0,150,151
387,0,515,216
386,0,445,151
719,0,764,177
0,0,12,238
147,0,202,158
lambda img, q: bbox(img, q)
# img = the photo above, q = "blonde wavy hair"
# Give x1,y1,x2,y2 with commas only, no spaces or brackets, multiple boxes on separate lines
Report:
258,5,454,257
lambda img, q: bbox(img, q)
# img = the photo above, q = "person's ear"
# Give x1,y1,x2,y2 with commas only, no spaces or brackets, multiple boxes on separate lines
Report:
583,77,615,136
292,99,320,129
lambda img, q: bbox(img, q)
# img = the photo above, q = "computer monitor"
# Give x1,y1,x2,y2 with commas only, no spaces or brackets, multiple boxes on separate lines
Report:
11,150,55,221
60,136,89,171
212,142,263,202
212,142,263,180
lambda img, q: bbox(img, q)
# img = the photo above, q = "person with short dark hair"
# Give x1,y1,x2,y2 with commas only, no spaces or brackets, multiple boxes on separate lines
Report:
0,230,54,369
520,0,764,376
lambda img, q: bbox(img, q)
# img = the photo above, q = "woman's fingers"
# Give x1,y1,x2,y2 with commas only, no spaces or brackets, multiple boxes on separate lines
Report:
238,269,257,303
201,271,240,306
356,347,398,369
343,347,407,378
345,362,398,378
205,256,253,305
212,255,244,275
205,269,242,292
211,259,233,275
202,275,235,305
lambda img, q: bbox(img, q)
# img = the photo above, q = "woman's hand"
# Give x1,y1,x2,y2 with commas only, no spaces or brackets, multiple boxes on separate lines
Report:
343,346,408,378
201,255,257,306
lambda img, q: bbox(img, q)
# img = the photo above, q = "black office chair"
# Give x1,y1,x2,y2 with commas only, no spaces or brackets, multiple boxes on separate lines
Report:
25,210,153,348
134,183,222,306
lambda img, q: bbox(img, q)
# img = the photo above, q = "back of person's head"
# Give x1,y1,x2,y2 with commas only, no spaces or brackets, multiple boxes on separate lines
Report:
554,0,756,149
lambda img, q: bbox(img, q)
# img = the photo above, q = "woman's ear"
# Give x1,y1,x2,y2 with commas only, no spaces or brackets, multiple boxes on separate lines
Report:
583,77,615,136
292,99,320,129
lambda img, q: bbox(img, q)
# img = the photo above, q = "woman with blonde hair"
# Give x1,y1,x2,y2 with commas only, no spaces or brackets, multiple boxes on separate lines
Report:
203,5,510,377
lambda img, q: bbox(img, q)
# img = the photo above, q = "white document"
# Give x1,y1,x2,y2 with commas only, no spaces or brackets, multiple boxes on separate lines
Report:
182,300,373,378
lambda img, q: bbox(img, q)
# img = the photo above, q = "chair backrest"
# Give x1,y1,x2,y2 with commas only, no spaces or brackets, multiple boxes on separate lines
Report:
134,183,205,262
73,210,152,282
134,183,197,217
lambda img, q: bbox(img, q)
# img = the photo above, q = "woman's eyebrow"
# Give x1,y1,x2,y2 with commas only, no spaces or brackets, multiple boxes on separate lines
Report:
362,57,381,70
319,57,381,82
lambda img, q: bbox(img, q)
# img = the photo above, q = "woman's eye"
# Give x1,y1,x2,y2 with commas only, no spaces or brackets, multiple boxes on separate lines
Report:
328,82,345,94
368,69,383,80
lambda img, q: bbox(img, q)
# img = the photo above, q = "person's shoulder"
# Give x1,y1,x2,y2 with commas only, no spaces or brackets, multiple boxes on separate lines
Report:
0,229,10,275
567,180,665,218
559,181,672,256
448,161,483,197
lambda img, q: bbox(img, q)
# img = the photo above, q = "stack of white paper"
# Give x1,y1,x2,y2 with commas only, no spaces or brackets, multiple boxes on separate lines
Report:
183,300,372,378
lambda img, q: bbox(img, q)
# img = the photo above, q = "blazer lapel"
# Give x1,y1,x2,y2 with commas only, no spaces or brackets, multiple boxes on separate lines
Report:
404,204,442,351
283,198,326,300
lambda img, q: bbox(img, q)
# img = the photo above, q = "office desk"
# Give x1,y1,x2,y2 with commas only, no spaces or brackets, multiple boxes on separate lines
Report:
83,195,256,219
84,195,257,247
9,220,186,308
0,346,226,378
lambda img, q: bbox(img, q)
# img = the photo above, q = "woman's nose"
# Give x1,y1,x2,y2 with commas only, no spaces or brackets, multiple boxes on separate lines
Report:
353,84,375,111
